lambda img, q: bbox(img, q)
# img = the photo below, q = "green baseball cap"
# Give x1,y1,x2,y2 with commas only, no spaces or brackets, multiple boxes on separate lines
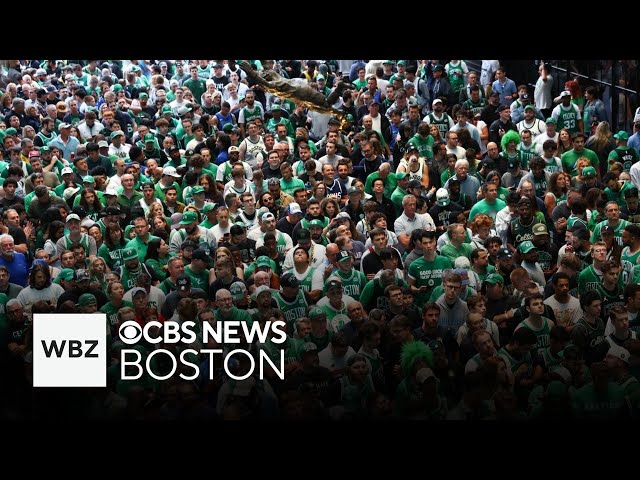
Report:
161,105,173,114
308,306,326,319
180,211,198,225
484,273,504,285
545,117,557,124
396,172,408,181
191,186,205,195
222,123,234,133
614,130,629,141
39,146,50,154
144,133,155,143
112,84,123,93
581,166,597,178
82,175,95,184
518,240,537,254
5,127,17,136
256,256,271,268
77,293,97,307
55,268,75,283
308,219,323,228
122,248,138,261
202,202,216,213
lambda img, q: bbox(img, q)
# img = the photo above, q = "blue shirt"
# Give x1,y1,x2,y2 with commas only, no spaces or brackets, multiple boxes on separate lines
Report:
0,252,29,287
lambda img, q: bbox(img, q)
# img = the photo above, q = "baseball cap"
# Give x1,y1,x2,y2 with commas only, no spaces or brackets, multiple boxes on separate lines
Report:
61,166,74,176
405,143,419,153
607,345,631,364
336,212,351,221
523,104,535,112
230,281,247,301
518,240,537,254
163,166,180,178
415,367,437,385
110,130,124,139
176,274,191,291
436,188,450,206
533,223,548,236
308,307,325,319
39,146,51,154
451,268,470,286
261,212,275,222
297,229,311,242
191,185,205,195
408,179,422,189
545,117,557,124
122,248,138,261
77,293,97,307
179,211,198,225
496,248,512,260
256,256,272,268
65,213,81,222
601,225,614,236
191,249,209,262
280,272,299,288
104,189,118,197
432,98,443,106
75,269,91,282
326,278,343,290
433,64,444,72
28,150,40,159
56,101,68,112
348,185,363,195
301,342,319,354
327,117,341,126
202,203,217,214
144,133,155,143
581,166,597,178
176,106,192,117
228,146,240,153
130,287,147,297
497,104,509,113
560,90,571,98
97,140,109,148
484,273,504,284
59,122,72,129
267,177,280,187
82,175,95,184
395,172,408,181
337,251,352,263
251,285,275,301
288,202,302,215
308,219,323,229
270,104,282,111
614,131,630,141
55,268,75,283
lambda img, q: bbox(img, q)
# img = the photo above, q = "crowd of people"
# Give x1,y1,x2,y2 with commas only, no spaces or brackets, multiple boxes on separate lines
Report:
1,59,640,420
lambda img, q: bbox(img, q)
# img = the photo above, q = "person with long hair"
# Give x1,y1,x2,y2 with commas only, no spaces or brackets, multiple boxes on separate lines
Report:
556,128,573,156
88,256,109,292
146,202,165,225
150,215,171,238
320,197,340,222
199,173,224,205
585,121,616,177
78,187,103,221
208,246,243,282
99,282,133,332
469,214,498,251
544,172,569,217
98,222,127,270
43,220,65,268
144,237,173,282
16,262,64,315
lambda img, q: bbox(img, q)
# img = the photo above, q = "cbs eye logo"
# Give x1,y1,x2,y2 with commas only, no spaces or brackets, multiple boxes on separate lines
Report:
119,321,143,344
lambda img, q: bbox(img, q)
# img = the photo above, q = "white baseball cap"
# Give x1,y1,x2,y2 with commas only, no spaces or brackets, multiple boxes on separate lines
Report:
436,188,450,206
163,166,180,178
607,345,631,364
61,167,74,175
288,202,302,215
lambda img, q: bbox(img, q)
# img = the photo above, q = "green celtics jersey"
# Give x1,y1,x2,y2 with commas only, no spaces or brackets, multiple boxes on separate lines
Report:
446,62,465,93
99,244,125,271
327,269,368,301
283,267,314,293
605,182,635,208
274,290,308,330
516,317,553,355
498,346,533,376
578,265,602,296
608,146,640,173
621,246,640,285
407,133,434,160
408,255,453,308
463,99,487,117
100,301,134,331
591,219,629,246
556,104,580,134
184,265,209,291
539,347,563,370
517,143,541,171
543,156,563,174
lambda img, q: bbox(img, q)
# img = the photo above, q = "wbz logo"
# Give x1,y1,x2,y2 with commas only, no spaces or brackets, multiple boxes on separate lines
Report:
33,314,107,387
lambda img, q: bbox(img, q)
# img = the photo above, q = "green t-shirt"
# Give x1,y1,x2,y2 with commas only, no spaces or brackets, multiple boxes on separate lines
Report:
561,148,599,177
439,242,474,264
408,255,453,307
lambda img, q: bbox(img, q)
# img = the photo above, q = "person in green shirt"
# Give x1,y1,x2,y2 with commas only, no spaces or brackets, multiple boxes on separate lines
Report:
390,173,409,214
184,248,210,291
440,223,474,264
279,161,305,197
327,251,368,302
561,133,600,179
364,162,397,199
144,238,173,282
408,230,453,308
100,281,133,332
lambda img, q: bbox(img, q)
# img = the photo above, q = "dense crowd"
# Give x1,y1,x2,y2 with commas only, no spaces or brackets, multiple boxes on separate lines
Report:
1,59,639,420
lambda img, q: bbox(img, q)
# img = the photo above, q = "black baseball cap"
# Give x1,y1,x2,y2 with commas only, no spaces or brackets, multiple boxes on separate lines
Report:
280,272,299,288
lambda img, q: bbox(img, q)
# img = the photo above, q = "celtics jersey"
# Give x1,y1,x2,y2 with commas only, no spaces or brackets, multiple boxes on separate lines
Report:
446,62,465,93
428,113,451,138
610,146,639,173
556,104,580,134
184,265,209,291
36,131,53,147
510,218,541,247
63,234,90,253
100,301,134,334
284,267,314,293
408,134,434,160
328,269,367,301
539,347,563,370
240,105,264,125
498,347,533,376
241,136,266,166
517,143,541,171
517,317,553,355
578,265,603,296
591,219,629,246
463,99,486,117
274,290,308,330
621,246,640,284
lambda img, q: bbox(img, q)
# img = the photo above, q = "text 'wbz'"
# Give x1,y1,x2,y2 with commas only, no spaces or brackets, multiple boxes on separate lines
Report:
119,320,287,382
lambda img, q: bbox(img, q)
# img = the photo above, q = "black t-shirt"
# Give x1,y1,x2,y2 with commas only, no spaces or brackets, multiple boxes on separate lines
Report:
8,226,27,247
